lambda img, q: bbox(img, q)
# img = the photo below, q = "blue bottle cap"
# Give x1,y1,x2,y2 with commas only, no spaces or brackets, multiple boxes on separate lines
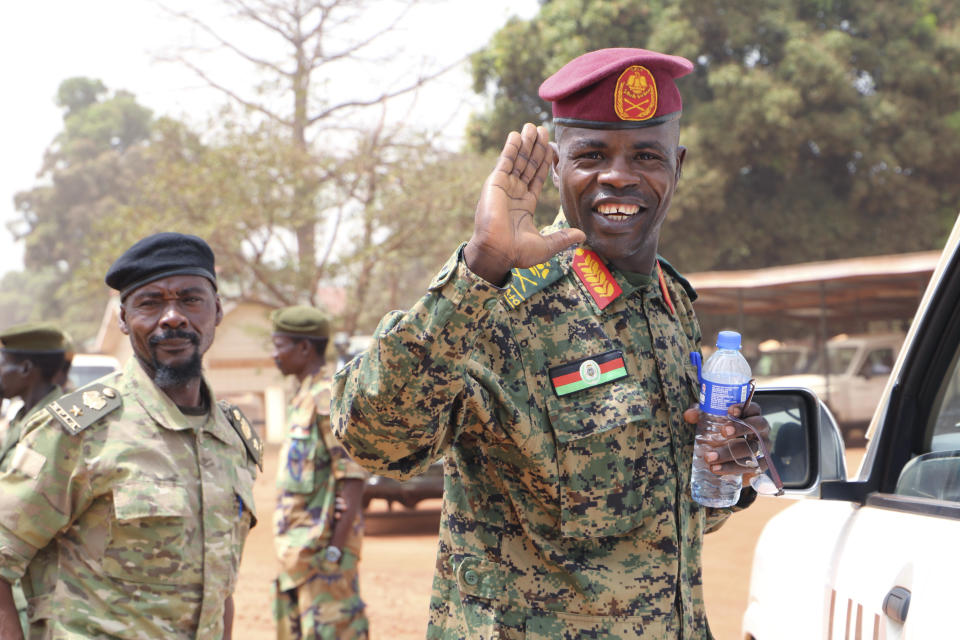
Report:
716,330,742,350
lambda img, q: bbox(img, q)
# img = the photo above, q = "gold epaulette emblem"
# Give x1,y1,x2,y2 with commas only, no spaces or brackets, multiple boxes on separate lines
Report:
220,401,263,471
571,248,622,310
501,256,564,309
48,384,122,435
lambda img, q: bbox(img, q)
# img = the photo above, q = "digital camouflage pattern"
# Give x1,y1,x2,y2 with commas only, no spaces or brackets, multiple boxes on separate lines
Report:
274,372,368,638
0,357,258,639
332,214,748,639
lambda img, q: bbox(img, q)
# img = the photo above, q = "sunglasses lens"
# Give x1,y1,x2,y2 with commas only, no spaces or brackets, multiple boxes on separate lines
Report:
750,472,780,496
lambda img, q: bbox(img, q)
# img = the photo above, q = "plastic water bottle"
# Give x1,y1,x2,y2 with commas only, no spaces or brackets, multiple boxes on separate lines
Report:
691,330,752,508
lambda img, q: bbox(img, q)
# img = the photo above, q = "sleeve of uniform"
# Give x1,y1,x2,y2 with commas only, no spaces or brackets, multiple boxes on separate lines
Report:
0,412,89,582
331,244,502,479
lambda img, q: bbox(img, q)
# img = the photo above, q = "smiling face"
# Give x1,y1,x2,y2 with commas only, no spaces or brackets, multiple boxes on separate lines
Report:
551,120,685,273
119,275,222,388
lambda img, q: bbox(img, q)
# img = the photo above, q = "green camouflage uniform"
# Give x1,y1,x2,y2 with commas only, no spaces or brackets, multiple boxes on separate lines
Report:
0,357,261,639
0,384,63,638
274,372,369,640
0,385,63,465
332,215,750,639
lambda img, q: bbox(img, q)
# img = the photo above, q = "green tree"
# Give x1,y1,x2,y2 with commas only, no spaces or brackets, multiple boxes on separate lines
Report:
9,78,156,339
467,0,960,269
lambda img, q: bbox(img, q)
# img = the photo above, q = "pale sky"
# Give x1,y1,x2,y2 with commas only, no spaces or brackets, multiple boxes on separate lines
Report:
0,0,539,278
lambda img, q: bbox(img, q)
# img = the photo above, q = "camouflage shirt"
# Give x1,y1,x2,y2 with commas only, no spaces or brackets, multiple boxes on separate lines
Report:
274,372,367,591
0,385,63,467
332,217,747,639
0,357,260,639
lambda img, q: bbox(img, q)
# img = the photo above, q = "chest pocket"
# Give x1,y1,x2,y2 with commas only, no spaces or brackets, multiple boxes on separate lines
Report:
277,433,328,494
546,379,671,540
103,481,190,585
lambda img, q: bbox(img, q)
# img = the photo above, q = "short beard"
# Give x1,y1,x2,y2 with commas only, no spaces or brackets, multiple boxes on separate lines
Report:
147,330,203,389
152,352,203,389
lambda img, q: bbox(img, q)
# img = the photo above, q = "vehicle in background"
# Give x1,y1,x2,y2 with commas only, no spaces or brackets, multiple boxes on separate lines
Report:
67,353,121,390
759,332,905,428
752,339,813,380
741,213,960,639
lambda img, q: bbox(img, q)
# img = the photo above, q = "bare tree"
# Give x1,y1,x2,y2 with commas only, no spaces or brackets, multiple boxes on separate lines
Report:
158,0,462,299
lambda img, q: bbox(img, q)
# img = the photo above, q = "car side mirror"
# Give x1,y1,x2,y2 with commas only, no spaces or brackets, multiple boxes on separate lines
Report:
752,387,847,493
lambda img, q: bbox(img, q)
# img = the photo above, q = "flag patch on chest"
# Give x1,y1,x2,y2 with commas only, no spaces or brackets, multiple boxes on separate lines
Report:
549,350,628,396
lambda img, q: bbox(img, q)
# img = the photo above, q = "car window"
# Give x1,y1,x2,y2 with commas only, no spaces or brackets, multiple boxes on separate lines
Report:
858,348,894,377
895,342,960,502
808,346,857,376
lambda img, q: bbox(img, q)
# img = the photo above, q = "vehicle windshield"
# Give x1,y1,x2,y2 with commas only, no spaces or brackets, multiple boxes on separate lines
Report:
806,346,858,376
754,350,809,377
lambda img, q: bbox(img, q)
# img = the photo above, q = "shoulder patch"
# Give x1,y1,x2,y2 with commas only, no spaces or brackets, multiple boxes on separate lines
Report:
46,383,122,435
501,256,564,309
219,400,263,471
657,255,697,302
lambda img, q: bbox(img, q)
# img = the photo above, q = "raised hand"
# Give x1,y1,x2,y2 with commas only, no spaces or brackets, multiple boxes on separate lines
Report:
464,123,585,285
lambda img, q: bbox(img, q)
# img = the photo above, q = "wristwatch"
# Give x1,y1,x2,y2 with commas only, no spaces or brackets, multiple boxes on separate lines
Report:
324,546,342,564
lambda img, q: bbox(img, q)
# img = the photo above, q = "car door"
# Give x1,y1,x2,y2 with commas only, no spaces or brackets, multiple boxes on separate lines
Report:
821,227,960,639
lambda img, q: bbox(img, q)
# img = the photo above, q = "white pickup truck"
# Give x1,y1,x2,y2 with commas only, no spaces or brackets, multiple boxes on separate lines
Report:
760,332,905,426
741,214,960,639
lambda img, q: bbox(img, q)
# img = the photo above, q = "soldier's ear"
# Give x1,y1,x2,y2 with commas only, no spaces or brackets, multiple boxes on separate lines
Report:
549,141,561,187
214,296,223,327
118,304,130,336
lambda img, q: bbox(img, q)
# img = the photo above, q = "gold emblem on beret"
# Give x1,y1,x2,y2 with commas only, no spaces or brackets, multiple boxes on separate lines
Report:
82,390,107,411
615,65,657,121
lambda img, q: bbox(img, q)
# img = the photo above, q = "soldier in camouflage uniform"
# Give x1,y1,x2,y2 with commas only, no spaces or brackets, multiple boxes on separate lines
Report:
271,305,369,640
0,323,70,637
0,323,70,462
0,233,262,639
331,49,770,639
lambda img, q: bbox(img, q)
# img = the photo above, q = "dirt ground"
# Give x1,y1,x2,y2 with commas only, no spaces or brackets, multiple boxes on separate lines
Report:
234,444,867,640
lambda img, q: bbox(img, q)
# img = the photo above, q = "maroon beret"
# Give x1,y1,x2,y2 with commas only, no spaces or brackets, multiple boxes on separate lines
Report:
539,48,694,129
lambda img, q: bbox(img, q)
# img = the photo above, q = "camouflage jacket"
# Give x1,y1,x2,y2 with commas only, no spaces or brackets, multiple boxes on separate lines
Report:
274,372,367,591
333,218,748,639
0,385,63,467
0,357,260,639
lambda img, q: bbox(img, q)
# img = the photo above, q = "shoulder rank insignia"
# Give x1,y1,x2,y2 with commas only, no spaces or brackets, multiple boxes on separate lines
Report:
219,400,263,471
501,256,563,309
572,248,622,309
47,383,122,435
549,350,629,396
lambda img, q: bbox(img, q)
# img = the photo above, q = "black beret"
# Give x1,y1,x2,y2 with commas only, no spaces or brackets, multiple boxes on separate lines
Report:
0,322,68,353
270,305,330,339
105,232,217,299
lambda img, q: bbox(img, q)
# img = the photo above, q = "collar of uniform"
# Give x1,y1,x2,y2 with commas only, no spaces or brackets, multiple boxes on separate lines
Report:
123,357,235,444
293,371,330,410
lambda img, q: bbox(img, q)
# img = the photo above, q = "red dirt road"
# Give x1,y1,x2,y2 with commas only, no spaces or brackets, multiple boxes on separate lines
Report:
234,445,865,639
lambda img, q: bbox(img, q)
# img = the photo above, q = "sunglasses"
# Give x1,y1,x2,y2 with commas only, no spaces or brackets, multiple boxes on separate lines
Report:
724,380,785,497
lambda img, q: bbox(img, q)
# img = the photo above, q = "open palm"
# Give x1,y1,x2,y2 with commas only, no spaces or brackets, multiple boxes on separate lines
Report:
465,123,584,284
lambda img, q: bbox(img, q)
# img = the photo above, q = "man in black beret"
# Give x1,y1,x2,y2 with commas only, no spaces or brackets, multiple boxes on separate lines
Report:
270,305,369,640
0,232,262,639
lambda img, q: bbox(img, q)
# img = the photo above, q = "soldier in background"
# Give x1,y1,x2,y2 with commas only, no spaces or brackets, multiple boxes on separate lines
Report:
332,48,769,638
270,305,369,640
0,232,262,639
0,322,69,636
0,323,69,460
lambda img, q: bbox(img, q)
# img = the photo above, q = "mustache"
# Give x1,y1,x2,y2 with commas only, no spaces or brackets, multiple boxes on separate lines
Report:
148,329,200,346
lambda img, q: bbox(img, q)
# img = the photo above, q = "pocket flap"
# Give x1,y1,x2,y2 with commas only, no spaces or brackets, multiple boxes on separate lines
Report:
113,482,188,520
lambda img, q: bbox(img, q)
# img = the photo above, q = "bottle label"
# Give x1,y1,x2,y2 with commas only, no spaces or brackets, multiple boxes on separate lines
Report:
699,380,751,416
